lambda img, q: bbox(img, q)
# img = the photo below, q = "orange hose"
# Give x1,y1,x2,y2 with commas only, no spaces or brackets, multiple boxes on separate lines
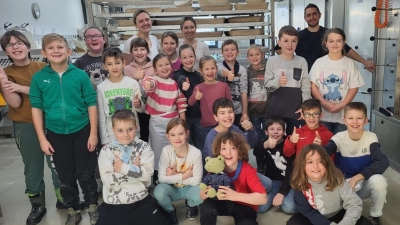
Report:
375,0,389,28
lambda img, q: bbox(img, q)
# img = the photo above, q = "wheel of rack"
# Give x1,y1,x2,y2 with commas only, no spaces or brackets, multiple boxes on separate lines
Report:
85,0,275,60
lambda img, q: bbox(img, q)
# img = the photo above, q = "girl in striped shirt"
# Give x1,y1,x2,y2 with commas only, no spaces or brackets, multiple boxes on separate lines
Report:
142,53,187,184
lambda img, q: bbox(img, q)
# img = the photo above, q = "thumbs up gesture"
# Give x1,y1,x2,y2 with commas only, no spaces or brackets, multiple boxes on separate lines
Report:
135,66,145,80
195,87,203,100
289,127,299,144
313,131,322,145
240,114,253,131
182,77,190,91
133,93,141,109
227,69,235,82
264,138,277,149
279,71,288,86
144,79,152,91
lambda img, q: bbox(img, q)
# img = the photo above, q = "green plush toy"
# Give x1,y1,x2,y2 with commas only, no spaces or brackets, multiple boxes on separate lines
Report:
199,155,231,198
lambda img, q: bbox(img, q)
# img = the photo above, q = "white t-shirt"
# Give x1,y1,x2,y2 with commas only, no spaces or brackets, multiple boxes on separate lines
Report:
123,35,160,60
310,55,365,123
179,40,211,70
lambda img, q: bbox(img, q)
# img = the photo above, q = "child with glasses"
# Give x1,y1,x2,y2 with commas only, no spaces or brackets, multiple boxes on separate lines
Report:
283,99,333,157
74,26,108,90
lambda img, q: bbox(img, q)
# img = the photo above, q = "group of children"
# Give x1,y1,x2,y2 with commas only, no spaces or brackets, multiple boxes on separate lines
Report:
0,12,389,225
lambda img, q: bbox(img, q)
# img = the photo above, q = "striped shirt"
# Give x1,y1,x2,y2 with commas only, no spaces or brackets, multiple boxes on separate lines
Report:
143,76,187,118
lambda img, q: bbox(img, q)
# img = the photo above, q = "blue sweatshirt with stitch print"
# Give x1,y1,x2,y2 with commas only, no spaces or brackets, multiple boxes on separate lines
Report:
29,64,97,134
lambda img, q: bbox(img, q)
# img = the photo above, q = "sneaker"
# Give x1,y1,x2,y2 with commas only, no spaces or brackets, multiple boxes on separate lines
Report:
185,200,198,220
87,204,99,225
56,200,68,209
65,208,82,225
257,162,266,174
167,205,179,225
26,203,47,225
369,216,383,225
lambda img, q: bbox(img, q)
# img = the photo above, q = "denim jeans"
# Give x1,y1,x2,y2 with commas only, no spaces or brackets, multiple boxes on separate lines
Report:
186,117,205,151
256,173,273,213
250,117,268,144
321,121,347,135
153,184,202,211
258,180,296,213
356,174,387,217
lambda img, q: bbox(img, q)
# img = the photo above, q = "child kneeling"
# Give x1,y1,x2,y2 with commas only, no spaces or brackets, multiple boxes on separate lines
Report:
200,131,267,225
97,109,169,225
154,118,203,224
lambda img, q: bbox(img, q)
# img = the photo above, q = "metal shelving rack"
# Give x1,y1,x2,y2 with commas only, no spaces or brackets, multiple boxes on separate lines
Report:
85,0,275,59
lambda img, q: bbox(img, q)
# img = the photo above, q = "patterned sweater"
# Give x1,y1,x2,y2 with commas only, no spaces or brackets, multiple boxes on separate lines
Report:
98,137,154,204
142,75,187,118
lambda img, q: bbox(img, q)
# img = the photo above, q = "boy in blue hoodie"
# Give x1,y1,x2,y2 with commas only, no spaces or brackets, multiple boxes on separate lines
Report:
30,33,99,225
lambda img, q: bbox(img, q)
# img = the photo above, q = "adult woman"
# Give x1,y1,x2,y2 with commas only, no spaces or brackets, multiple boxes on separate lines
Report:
123,9,160,63
179,16,211,70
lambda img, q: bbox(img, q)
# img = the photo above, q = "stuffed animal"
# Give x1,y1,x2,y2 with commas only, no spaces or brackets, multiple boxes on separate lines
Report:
199,155,231,198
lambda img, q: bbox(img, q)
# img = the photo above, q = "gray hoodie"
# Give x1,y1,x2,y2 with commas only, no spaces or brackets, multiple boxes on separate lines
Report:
294,179,363,225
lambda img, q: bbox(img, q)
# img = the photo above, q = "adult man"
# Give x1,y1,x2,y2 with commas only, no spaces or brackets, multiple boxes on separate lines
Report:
274,4,375,72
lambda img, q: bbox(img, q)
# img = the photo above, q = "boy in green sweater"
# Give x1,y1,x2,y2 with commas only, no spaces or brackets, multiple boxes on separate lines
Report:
30,33,99,225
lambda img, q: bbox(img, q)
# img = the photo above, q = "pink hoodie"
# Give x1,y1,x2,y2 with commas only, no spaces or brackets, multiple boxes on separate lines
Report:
124,61,154,81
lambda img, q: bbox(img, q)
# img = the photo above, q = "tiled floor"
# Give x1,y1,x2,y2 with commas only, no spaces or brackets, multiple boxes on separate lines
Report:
0,136,399,225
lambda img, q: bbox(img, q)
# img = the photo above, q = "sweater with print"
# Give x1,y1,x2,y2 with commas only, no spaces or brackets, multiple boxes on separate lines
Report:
264,55,311,119
324,131,389,179
188,81,232,127
1,62,45,123
142,76,187,118
294,179,362,225
29,64,97,134
73,53,109,90
310,55,365,124
158,144,203,187
284,124,333,157
98,137,154,204
217,62,248,115
253,137,294,196
97,77,145,144
247,64,268,118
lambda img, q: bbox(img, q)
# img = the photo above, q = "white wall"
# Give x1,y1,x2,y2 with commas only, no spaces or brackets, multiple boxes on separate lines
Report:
0,0,85,49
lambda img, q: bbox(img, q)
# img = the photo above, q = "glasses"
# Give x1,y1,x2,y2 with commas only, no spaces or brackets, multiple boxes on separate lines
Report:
5,41,25,49
304,112,320,118
84,34,103,40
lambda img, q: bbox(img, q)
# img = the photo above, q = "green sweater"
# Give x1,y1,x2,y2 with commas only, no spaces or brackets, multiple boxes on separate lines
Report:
29,64,97,134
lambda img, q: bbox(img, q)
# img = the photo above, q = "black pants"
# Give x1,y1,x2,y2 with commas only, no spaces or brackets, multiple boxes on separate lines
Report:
200,199,258,225
47,124,98,208
138,112,150,142
286,209,373,225
284,118,305,136
234,113,245,132
96,195,170,225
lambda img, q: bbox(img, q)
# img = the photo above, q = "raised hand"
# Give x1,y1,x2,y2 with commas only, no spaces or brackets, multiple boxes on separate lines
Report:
135,66,145,80
264,138,277,149
290,127,299,144
133,94,141,108
182,77,190,91
240,114,253,131
144,79,152,91
195,87,203,100
279,71,288,86
227,68,234,82
313,131,322,145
